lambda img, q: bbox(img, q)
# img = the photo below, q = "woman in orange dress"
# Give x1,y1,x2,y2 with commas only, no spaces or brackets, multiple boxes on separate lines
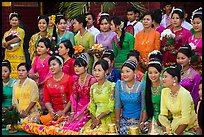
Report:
134,12,160,73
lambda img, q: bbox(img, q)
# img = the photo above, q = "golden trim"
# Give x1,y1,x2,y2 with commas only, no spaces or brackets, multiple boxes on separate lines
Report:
2,2,11,6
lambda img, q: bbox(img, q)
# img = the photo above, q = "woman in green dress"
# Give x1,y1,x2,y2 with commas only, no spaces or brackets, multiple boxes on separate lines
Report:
73,14,94,74
81,59,115,134
2,60,16,112
140,58,163,134
110,16,134,73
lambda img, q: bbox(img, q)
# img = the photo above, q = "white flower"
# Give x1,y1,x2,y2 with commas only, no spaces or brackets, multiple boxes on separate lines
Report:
189,43,197,50
160,29,175,40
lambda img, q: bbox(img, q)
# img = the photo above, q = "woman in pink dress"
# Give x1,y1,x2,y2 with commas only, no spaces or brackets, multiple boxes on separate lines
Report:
161,8,192,67
58,40,76,76
188,7,202,75
29,38,52,114
63,53,97,132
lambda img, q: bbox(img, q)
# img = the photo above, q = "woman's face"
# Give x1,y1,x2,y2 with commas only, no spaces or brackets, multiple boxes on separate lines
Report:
176,52,190,67
57,19,66,32
148,66,160,84
37,42,49,55
38,19,48,32
93,64,106,81
142,15,152,28
162,71,175,87
58,43,68,56
100,18,110,32
192,17,202,33
199,83,202,100
171,13,182,28
2,66,10,81
121,66,135,82
18,66,28,80
10,17,19,28
49,59,62,75
74,65,87,76
73,19,82,31
110,20,117,32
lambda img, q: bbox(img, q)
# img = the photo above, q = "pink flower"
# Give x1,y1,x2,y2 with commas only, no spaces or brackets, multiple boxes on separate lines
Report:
52,37,56,41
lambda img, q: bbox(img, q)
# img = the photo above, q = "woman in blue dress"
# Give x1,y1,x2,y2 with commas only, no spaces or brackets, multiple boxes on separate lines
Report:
115,59,145,135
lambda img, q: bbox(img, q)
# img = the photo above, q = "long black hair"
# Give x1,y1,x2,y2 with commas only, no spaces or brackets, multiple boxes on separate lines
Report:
145,58,162,119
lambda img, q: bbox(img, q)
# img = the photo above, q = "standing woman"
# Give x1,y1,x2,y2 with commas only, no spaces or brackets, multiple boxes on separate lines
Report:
110,16,134,73
2,60,17,112
134,11,161,73
159,64,197,135
161,8,192,67
40,56,74,125
58,40,76,76
56,16,75,46
101,50,121,83
12,63,41,123
73,14,94,74
140,58,164,133
188,7,202,75
28,15,52,63
81,59,115,134
115,59,145,135
2,12,26,79
62,53,97,132
176,44,201,107
29,38,52,113
96,12,117,50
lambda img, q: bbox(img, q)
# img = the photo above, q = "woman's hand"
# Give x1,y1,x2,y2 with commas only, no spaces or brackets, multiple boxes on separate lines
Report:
116,120,120,130
90,117,100,129
20,110,29,118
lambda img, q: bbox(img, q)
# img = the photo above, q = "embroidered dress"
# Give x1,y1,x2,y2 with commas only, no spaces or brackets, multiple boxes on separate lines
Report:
43,73,74,112
12,78,41,123
112,32,134,73
28,32,52,62
188,35,202,75
106,67,121,83
62,58,76,76
81,80,115,134
2,27,26,79
159,86,197,133
2,78,16,108
115,80,145,135
29,55,52,110
74,31,94,74
57,30,75,46
162,27,192,67
96,31,116,50
180,67,202,107
62,74,97,132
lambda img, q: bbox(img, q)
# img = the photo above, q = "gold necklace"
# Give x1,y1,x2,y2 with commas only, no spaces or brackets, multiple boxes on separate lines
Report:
80,30,87,38
96,80,106,93
53,73,64,82
79,73,88,87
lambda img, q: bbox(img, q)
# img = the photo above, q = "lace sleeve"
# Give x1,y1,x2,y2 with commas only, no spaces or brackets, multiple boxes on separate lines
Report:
114,80,121,109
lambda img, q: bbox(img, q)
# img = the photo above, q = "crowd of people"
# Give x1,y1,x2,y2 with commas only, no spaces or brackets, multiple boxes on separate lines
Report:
2,2,202,135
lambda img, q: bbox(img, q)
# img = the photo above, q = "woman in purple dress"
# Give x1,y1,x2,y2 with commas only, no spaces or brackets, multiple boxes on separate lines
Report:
176,44,201,107
96,12,116,50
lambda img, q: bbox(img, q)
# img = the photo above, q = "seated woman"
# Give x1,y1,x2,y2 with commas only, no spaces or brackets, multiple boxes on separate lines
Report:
196,80,202,135
81,59,115,134
176,44,202,107
115,59,145,135
40,56,74,125
159,64,197,135
140,58,164,134
126,50,144,81
12,63,41,123
62,53,97,132
101,50,121,83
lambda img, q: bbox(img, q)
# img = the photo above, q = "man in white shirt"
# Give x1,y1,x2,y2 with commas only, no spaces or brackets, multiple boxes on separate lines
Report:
160,2,173,28
126,7,144,37
85,12,100,43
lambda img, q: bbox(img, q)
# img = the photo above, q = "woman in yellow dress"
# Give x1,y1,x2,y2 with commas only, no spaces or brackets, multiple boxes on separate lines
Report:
159,64,197,135
2,12,26,79
12,63,41,123
28,15,52,63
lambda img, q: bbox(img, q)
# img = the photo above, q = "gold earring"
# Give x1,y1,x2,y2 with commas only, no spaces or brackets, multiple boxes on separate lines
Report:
173,80,176,86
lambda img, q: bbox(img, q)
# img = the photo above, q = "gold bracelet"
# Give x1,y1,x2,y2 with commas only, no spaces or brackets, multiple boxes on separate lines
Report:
140,122,144,125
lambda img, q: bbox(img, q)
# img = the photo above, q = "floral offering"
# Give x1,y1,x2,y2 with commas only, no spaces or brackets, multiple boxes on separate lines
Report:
73,45,85,57
88,44,104,58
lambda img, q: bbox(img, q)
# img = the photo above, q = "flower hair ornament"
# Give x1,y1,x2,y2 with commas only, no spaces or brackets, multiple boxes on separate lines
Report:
51,15,56,25
148,50,161,58
55,56,64,66
119,21,124,30
85,17,88,22
190,7,202,23
9,12,18,20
